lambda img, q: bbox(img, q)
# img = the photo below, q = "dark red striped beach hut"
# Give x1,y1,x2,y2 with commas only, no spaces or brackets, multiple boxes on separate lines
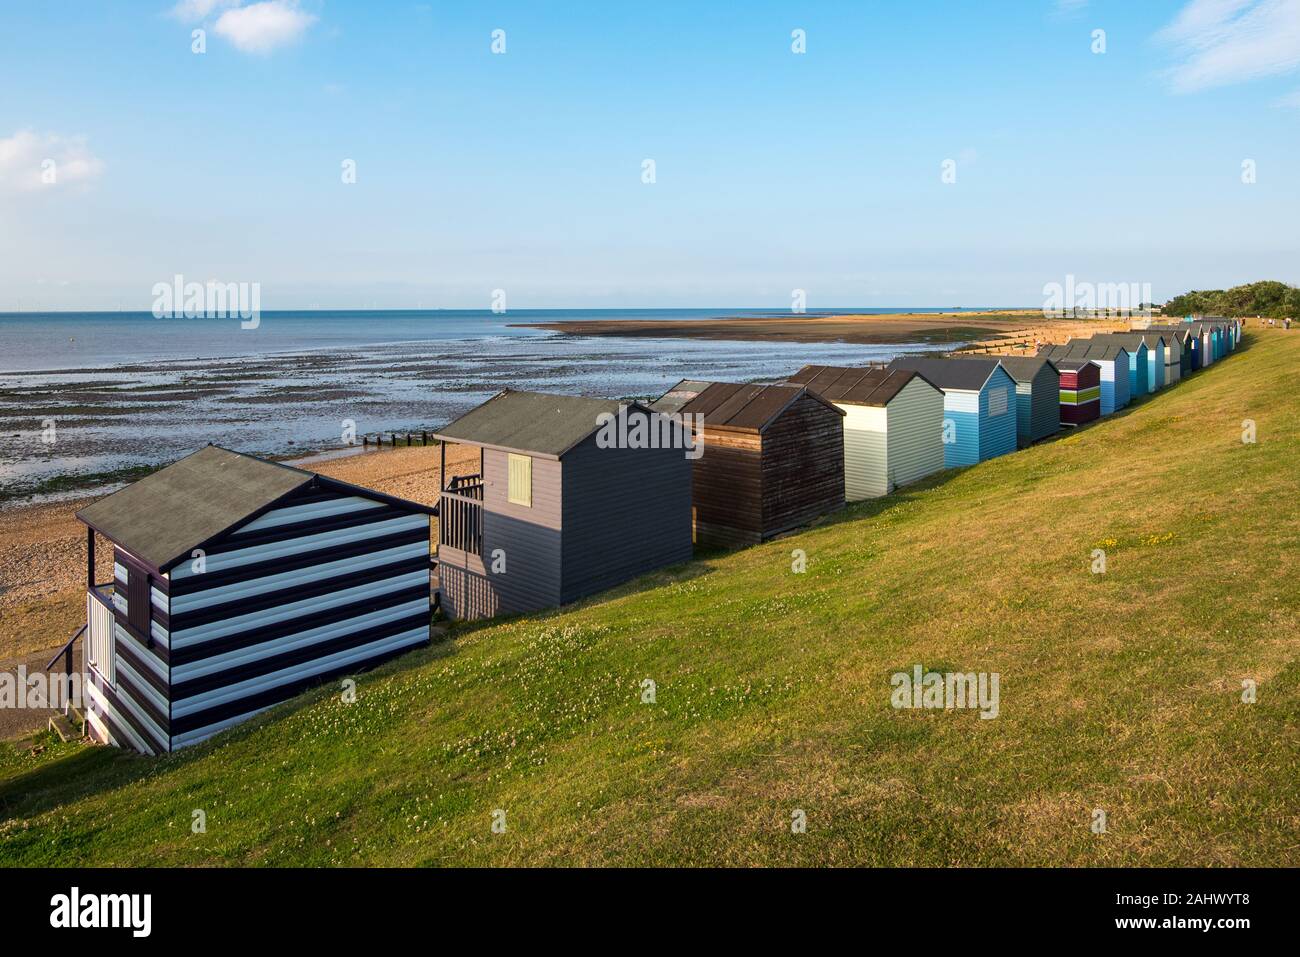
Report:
1052,359,1101,426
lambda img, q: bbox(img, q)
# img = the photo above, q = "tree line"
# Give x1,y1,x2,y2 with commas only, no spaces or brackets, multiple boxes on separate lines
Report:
1163,281,1300,318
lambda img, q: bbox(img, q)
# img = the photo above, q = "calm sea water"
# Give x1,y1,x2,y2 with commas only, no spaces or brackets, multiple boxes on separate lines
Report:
0,309,985,373
0,309,981,500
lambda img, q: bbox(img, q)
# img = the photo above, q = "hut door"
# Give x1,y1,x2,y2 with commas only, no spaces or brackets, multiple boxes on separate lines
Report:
123,555,152,637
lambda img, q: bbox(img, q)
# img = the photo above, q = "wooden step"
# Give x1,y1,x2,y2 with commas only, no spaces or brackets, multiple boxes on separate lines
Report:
48,714,76,742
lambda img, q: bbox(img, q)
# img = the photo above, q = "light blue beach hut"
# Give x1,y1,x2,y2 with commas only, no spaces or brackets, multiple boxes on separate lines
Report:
886,356,1018,467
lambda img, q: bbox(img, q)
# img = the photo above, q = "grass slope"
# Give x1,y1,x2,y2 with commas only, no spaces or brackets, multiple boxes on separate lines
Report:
2,332,1297,867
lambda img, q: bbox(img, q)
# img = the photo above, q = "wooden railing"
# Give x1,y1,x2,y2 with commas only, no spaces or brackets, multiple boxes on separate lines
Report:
439,474,484,555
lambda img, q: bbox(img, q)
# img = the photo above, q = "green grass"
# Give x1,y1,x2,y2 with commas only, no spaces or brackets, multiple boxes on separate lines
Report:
2,332,1297,867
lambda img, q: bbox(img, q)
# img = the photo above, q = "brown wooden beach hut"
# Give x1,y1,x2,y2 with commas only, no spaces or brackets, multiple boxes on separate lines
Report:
652,380,845,549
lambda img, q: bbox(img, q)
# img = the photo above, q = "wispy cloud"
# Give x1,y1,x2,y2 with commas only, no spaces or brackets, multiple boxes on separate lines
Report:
168,0,240,19
1055,0,1089,14
170,0,316,54
0,130,104,193
1157,0,1300,92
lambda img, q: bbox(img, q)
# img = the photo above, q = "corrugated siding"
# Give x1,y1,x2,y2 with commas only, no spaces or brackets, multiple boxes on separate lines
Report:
1149,343,1165,390
885,377,945,489
559,432,694,605
759,396,845,537
1127,345,1150,396
164,486,430,749
83,547,172,755
1094,359,1126,415
468,447,563,617
1164,338,1182,383
942,390,981,467
979,370,1018,462
691,429,763,548
1028,365,1060,444
841,404,889,500
1012,381,1033,448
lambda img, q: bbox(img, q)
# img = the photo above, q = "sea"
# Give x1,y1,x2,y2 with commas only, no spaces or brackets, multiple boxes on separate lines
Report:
0,308,981,500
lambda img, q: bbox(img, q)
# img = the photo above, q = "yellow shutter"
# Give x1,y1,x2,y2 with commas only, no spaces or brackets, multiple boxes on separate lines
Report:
507,453,532,506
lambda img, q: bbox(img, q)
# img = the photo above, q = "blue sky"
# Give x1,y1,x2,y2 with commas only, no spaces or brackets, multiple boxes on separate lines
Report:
2,0,1299,310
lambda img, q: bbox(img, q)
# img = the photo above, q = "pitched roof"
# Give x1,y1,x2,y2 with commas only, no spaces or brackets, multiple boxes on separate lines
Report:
886,356,1005,392
1089,332,1163,351
1049,357,1093,372
954,354,1057,385
784,365,936,407
1144,325,1195,343
652,380,714,414
432,389,635,458
76,446,312,571
655,381,843,432
1043,340,1129,361
77,446,435,572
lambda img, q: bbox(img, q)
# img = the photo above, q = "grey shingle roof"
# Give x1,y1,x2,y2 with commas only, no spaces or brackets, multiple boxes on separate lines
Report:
433,389,631,458
886,356,1003,392
77,445,313,571
953,354,1056,385
1040,340,1130,361
76,445,435,572
1089,332,1165,351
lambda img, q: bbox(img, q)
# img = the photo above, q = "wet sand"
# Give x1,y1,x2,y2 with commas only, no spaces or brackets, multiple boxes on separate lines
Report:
0,444,479,740
514,310,1128,348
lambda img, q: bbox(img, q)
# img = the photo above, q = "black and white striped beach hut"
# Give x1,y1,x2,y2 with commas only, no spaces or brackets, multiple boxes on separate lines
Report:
74,445,435,753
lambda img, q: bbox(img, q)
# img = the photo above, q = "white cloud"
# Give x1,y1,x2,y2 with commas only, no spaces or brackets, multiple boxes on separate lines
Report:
1157,0,1300,92
1275,87,1300,104
0,130,104,193
212,1,316,54
168,0,240,19
1055,0,1089,13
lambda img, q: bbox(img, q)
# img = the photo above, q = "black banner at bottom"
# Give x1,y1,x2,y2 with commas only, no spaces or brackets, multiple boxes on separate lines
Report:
0,866,1278,942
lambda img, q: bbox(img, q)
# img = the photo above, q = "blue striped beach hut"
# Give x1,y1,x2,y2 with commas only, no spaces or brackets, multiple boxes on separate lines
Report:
74,445,437,753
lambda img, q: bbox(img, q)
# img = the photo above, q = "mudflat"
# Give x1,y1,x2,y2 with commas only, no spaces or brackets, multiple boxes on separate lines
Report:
514,309,1126,347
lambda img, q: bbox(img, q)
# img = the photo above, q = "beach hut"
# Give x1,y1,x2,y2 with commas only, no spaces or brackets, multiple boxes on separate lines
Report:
886,357,1018,467
1147,325,1195,378
955,355,1059,447
1188,322,1215,368
1051,359,1101,426
1137,333,1168,390
1038,343,1130,415
72,445,436,754
1084,334,1153,396
785,365,945,500
651,380,845,549
431,390,694,620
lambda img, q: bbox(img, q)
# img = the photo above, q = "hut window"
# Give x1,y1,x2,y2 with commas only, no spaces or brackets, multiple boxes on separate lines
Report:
507,453,533,507
988,387,1009,417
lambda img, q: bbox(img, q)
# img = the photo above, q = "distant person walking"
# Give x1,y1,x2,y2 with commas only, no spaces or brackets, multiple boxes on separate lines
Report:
1285,317,1292,331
